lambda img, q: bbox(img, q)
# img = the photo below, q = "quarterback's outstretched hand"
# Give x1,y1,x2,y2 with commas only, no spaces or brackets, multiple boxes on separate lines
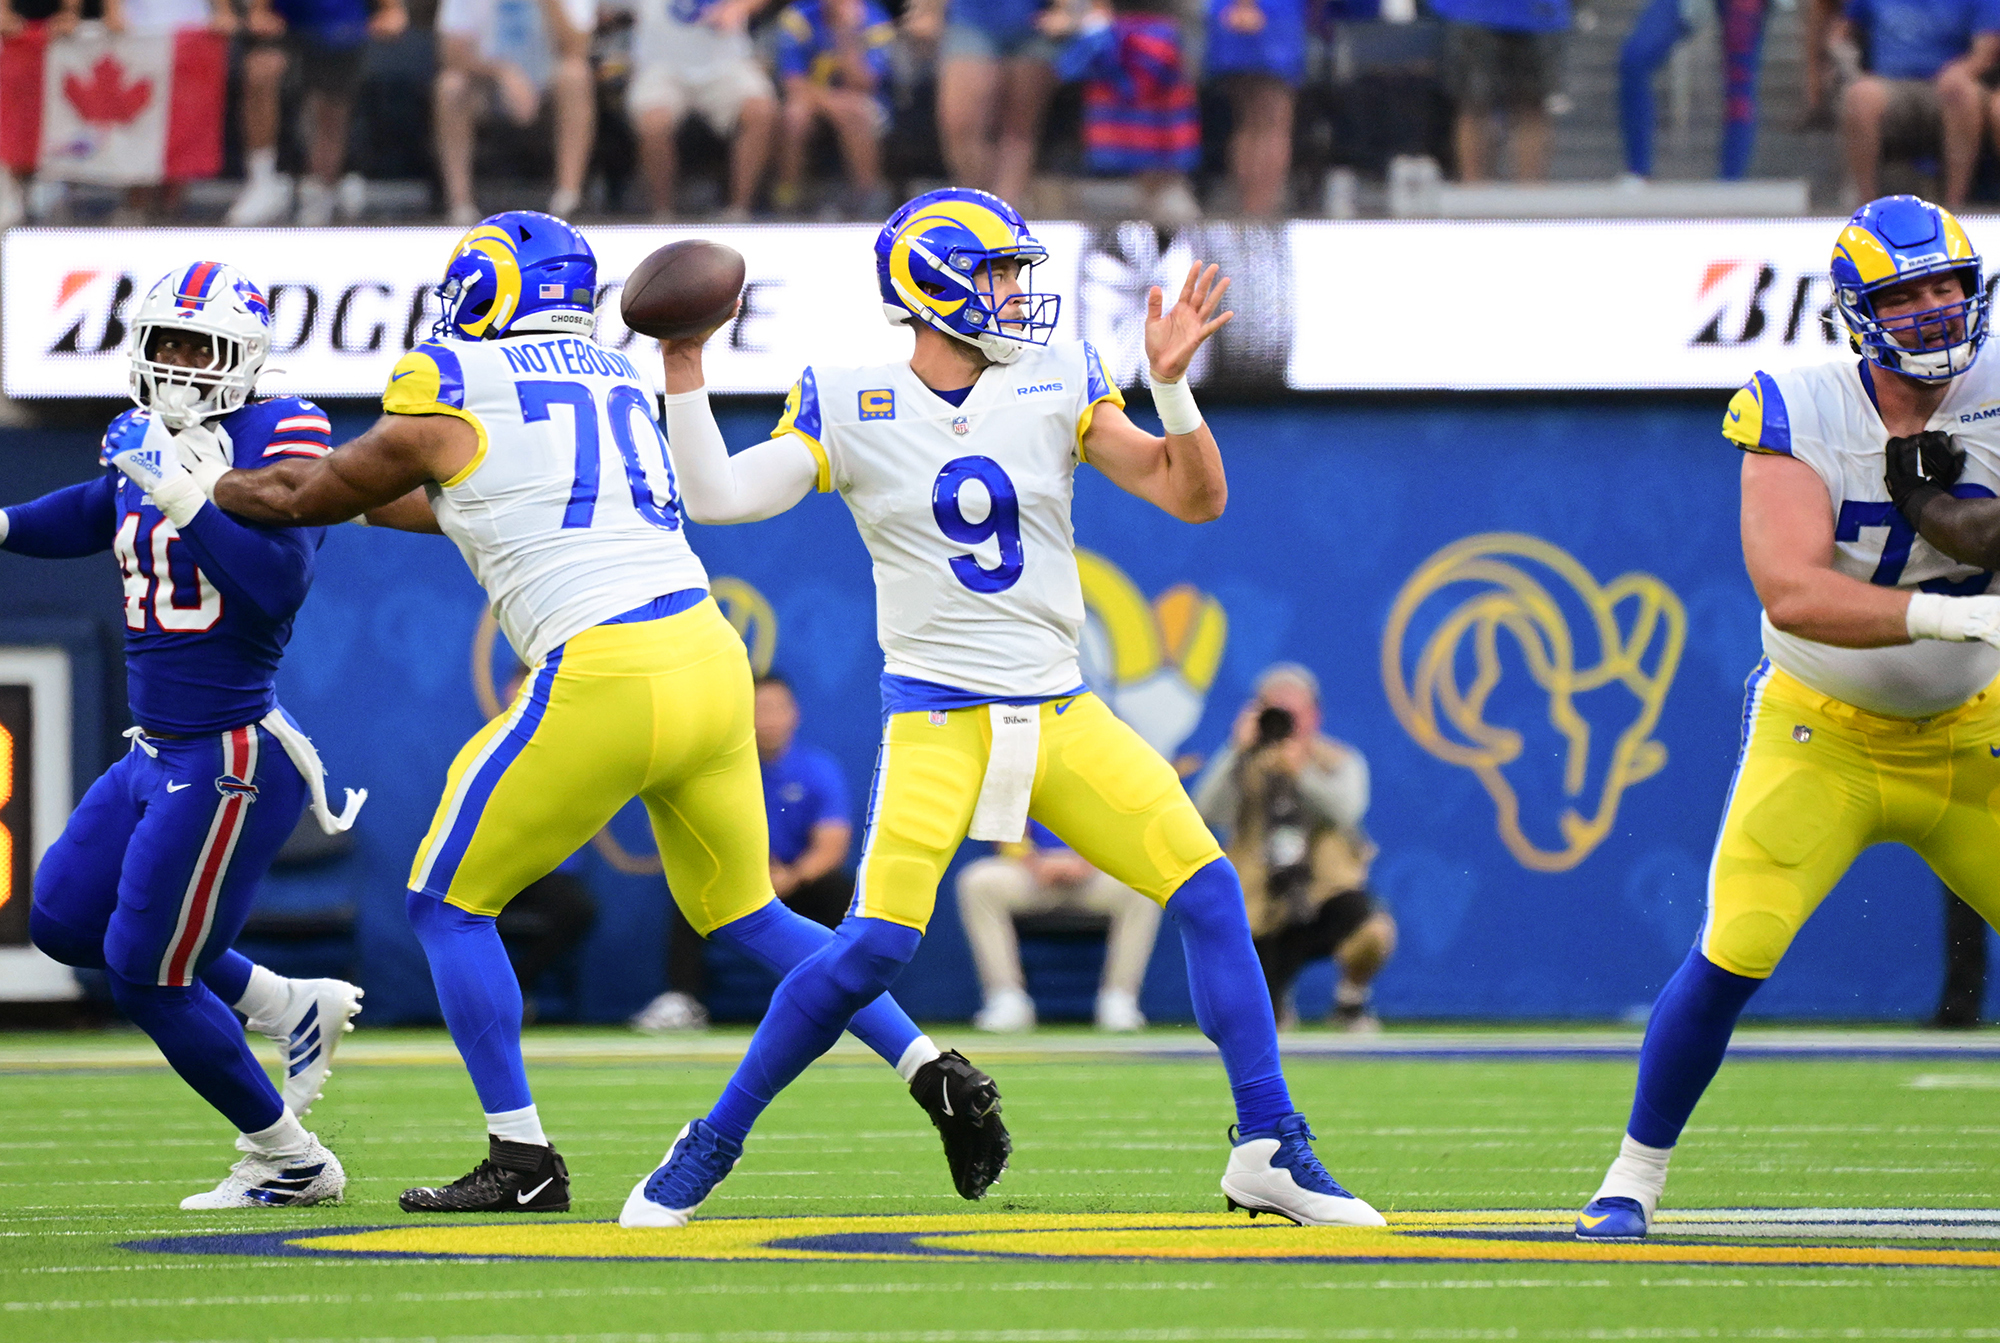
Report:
1145,261,1233,384
1907,592,2000,649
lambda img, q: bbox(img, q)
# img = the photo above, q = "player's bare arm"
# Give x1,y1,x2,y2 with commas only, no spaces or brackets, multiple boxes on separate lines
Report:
1082,262,1233,524
365,487,446,534
1741,451,1914,647
213,412,476,527
657,302,821,524
1911,494,2000,569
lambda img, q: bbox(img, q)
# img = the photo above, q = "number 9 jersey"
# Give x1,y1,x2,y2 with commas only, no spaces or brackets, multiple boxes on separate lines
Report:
385,334,709,664
772,341,1123,698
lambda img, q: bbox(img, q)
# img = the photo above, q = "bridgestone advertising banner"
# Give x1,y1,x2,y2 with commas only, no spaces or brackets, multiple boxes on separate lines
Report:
6,216,1994,397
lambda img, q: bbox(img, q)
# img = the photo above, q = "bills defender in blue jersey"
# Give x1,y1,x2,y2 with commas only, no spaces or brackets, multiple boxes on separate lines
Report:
3,262,367,1210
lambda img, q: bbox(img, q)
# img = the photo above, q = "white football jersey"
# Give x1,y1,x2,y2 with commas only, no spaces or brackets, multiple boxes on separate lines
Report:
384,333,708,665
1725,354,2000,717
773,341,1124,698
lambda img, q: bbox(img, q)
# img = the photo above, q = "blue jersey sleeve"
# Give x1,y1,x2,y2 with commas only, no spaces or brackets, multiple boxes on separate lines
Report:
1,474,118,558
1977,0,2000,34
175,506,318,624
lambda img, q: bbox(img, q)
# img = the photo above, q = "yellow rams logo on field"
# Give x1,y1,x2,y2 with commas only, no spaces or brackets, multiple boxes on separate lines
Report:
1075,548,1227,759
469,576,779,876
133,1209,2000,1269
1381,533,1686,873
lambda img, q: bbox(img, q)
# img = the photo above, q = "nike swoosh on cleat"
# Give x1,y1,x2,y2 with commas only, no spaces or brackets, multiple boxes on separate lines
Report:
165,781,190,792
1577,1213,1610,1228
517,1177,554,1204
940,1080,954,1117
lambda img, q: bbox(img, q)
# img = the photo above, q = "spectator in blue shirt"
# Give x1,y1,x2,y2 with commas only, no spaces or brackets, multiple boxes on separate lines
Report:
1204,0,1307,215
773,0,896,217
1429,0,1570,182
1839,0,2000,207
635,673,855,1032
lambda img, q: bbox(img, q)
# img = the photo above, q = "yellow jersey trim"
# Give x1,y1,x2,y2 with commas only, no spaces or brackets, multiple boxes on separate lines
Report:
777,427,833,493
1076,386,1124,463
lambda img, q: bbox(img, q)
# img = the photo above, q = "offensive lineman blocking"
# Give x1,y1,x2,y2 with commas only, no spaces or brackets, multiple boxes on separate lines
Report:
622,188,1386,1229
191,213,1010,1212
1578,195,2000,1239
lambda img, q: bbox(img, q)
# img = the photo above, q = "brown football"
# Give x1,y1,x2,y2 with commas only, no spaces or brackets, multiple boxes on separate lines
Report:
619,240,747,341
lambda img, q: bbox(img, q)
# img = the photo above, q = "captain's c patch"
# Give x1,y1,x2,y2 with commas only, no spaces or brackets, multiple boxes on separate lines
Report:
859,389,895,421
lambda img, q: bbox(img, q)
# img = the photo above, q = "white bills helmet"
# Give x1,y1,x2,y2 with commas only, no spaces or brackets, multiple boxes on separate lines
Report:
128,261,274,427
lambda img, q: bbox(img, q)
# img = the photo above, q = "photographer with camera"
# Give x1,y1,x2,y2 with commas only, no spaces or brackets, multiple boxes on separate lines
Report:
1192,664,1396,1031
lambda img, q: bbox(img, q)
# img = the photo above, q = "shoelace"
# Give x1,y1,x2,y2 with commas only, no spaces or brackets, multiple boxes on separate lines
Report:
646,1131,734,1205
1276,1122,1348,1195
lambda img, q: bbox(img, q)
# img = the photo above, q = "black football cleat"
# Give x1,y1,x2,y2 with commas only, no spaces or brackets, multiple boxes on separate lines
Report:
399,1136,571,1213
909,1049,1011,1199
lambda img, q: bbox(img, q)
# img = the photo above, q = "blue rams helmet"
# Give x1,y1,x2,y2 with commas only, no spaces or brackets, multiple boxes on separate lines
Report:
434,210,597,342
1832,195,1987,382
875,188,1059,364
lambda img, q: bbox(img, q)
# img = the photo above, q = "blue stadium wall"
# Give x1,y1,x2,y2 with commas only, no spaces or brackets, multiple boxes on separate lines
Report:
3,396,1990,1025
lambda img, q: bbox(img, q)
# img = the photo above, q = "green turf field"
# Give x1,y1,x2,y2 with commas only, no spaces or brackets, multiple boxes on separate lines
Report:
4,1028,1999,1342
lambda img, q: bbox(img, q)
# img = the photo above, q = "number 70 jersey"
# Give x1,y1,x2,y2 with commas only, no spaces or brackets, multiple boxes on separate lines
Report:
385,334,708,665
773,341,1124,698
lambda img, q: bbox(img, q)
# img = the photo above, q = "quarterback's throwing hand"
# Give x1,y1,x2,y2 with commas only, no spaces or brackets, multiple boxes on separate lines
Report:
1146,261,1234,384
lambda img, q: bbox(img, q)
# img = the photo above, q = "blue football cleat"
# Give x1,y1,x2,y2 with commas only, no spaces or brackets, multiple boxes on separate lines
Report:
1575,1195,1650,1240
619,1120,742,1228
1221,1113,1386,1227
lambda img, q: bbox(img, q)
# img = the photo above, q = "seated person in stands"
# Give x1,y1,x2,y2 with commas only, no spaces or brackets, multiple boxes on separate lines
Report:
634,673,852,1030
773,0,896,218
1194,664,1396,1031
955,821,1161,1032
621,0,778,220
1838,0,2000,209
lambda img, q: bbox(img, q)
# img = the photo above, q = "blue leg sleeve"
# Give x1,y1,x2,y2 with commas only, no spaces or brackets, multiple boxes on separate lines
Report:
710,902,922,1069
1627,949,1765,1148
198,949,255,1007
407,890,532,1114
108,972,284,1133
1618,0,1689,177
1167,858,1293,1136
707,916,922,1144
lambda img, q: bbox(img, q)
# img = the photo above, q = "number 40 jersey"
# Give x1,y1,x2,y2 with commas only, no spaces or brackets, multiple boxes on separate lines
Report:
773,341,1124,699
386,334,709,665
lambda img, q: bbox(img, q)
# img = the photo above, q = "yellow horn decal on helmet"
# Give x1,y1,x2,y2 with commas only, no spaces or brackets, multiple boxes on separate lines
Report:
1943,210,1975,261
889,222,969,320
1834,225,1899,286
454,225,524,339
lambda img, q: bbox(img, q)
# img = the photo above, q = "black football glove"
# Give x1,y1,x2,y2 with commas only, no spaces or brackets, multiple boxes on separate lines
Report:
1884,430,1964,530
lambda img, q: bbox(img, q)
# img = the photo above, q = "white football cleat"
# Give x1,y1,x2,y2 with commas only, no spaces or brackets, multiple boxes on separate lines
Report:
249,977,363,1117
1220,1114,1386,1227
181,1136,344,1209
629,991,709,1033
620,1121,742,1228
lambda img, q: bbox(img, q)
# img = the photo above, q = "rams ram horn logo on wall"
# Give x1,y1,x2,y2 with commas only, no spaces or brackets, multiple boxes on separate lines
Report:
1075,548,1226,760
1381,533,1685,873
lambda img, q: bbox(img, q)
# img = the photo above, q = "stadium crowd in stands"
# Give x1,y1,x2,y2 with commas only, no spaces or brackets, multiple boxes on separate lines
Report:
17,0,2000,225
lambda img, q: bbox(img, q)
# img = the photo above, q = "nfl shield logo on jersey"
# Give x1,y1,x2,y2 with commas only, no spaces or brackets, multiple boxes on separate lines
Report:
951,416,969,436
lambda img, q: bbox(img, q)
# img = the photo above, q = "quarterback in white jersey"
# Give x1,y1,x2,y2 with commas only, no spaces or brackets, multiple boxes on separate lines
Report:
1577,196,2000,1242
191,211,1004,1217
619,188,1387,1232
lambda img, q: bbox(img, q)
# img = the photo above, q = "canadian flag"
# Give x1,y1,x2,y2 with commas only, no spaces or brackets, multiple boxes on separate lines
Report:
0,25,225,185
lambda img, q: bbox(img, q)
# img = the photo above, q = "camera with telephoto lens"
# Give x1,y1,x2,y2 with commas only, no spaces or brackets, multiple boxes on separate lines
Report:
1243,706,1310,917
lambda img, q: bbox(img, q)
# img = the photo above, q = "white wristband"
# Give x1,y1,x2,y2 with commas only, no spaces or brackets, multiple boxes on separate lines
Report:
1907,592,1948,641
148,471,208,529
0,510,10,546
1150,375,1202,437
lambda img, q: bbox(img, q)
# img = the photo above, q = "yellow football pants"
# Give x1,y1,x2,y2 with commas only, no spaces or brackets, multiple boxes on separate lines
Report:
855,691,1224,931
1703,659,2000,978
409,597,772,933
